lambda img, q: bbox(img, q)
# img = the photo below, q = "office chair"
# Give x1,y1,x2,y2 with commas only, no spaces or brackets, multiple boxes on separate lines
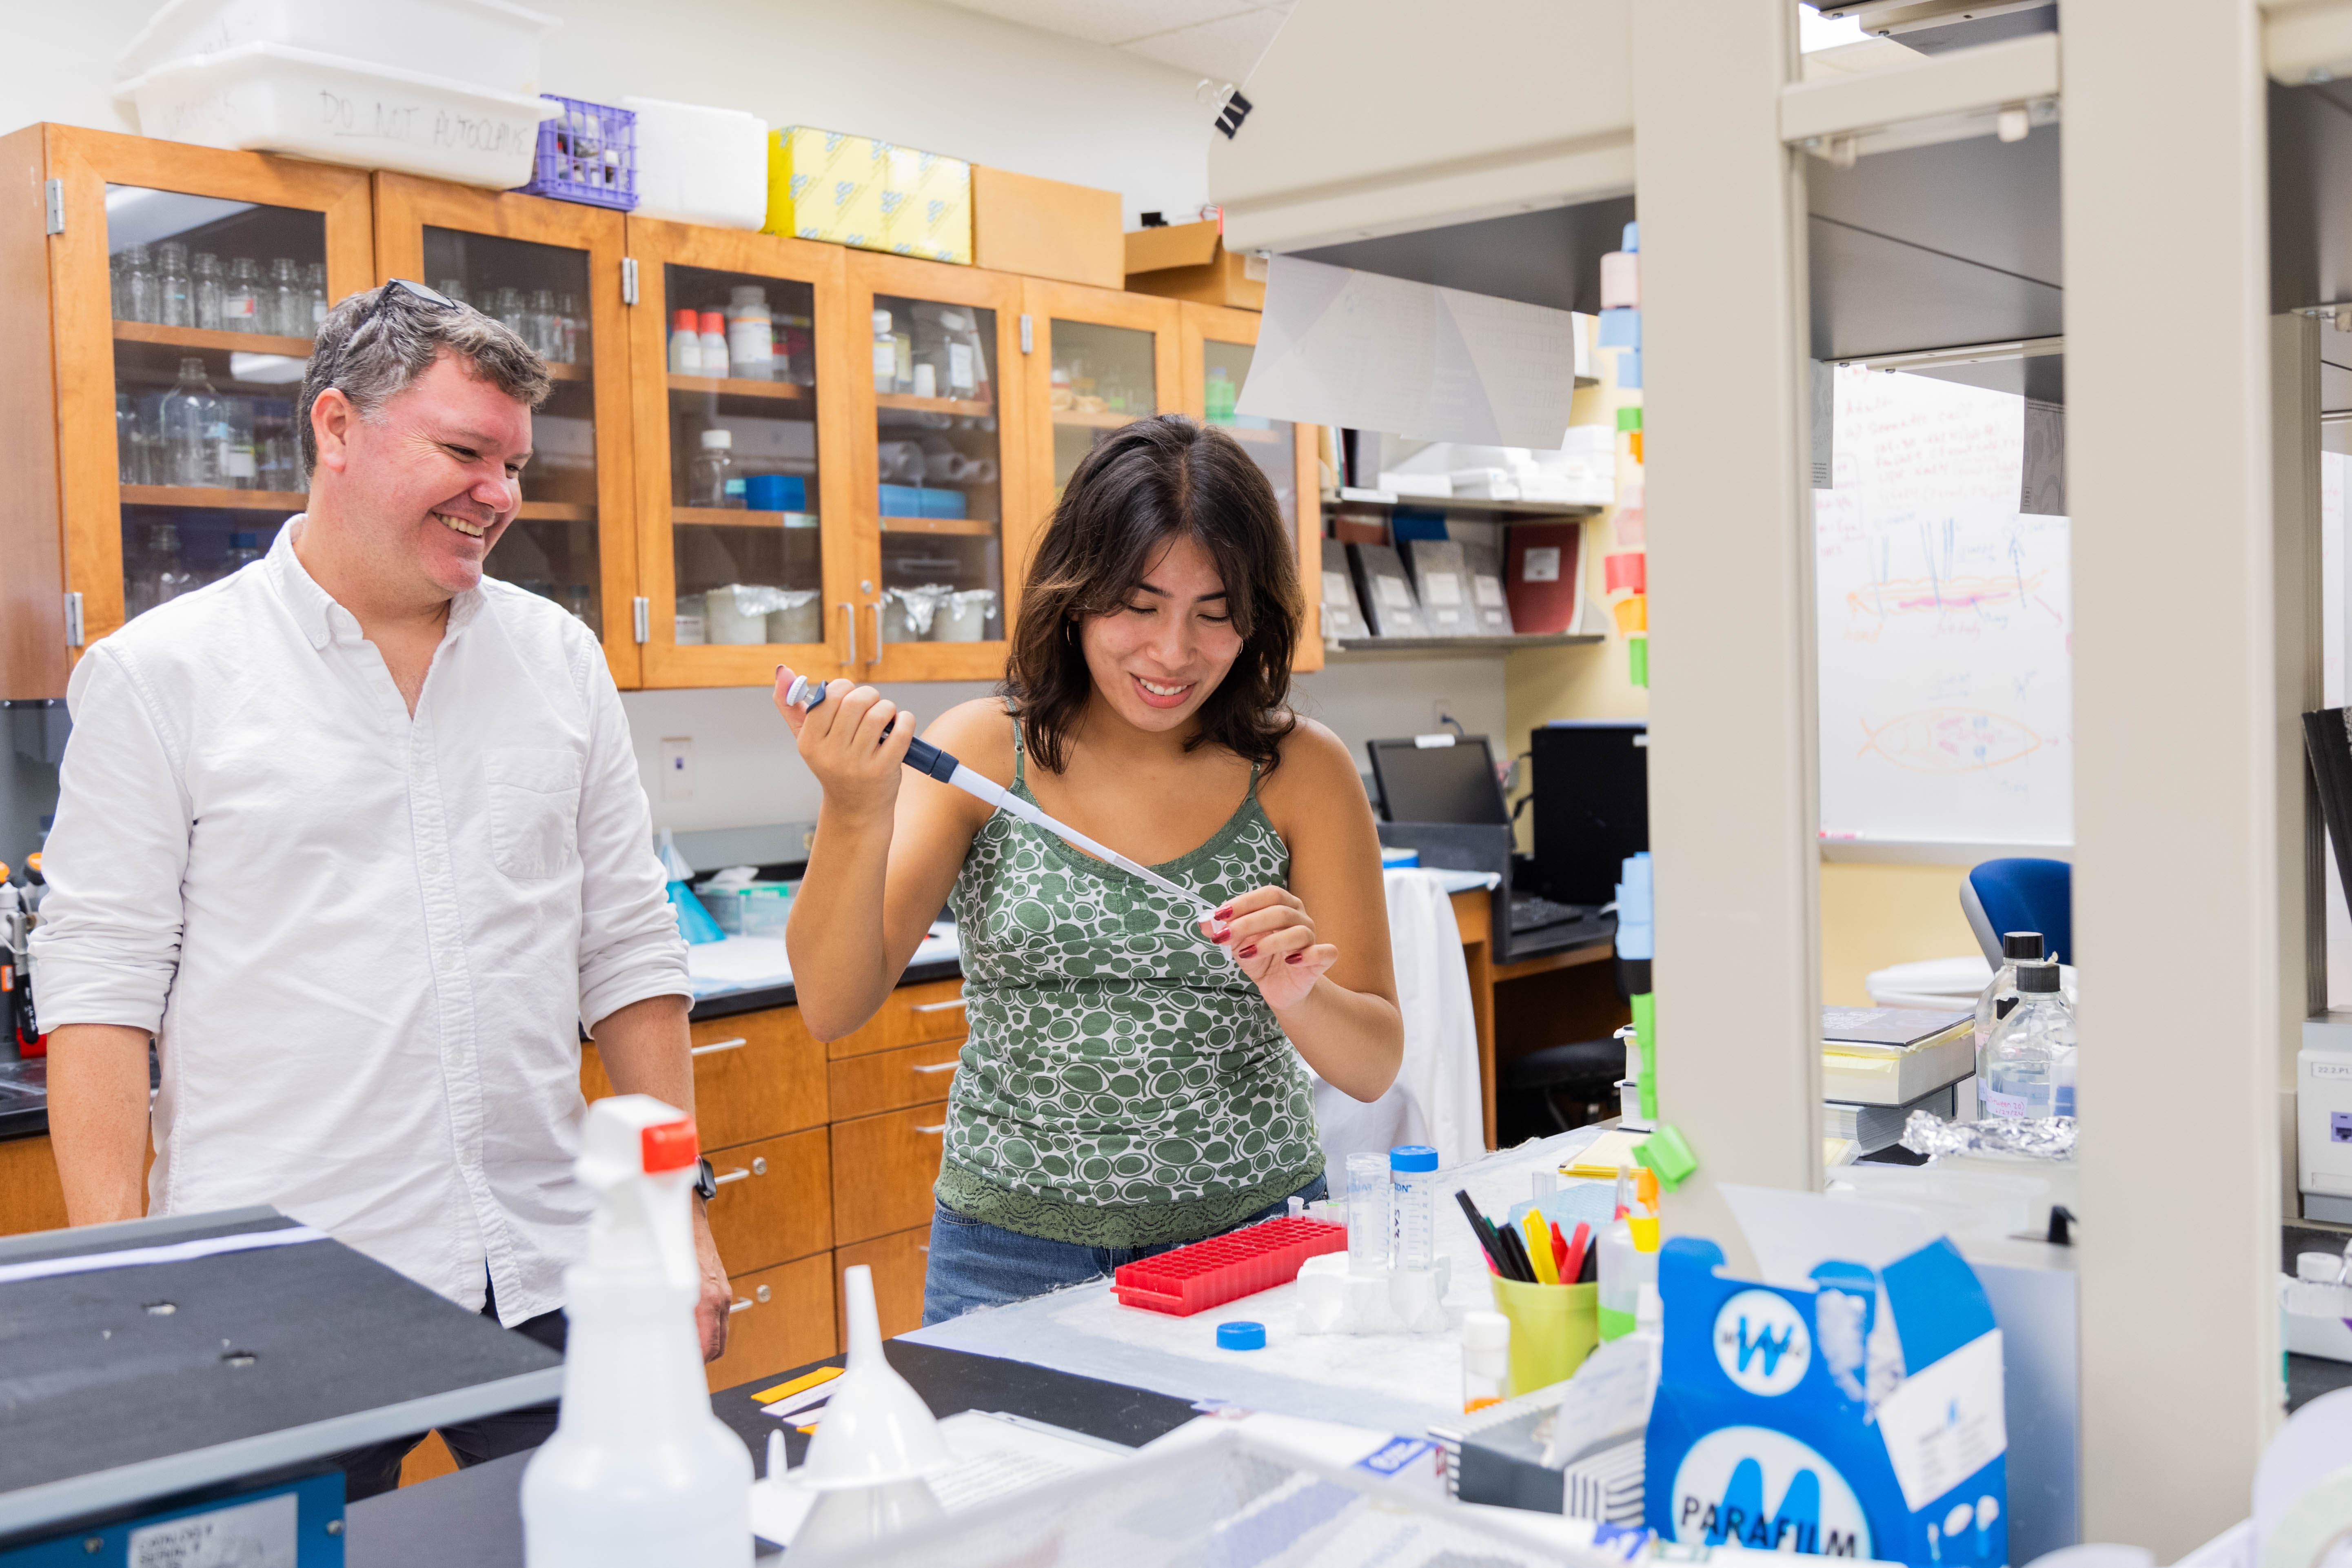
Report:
1959,857,2071,965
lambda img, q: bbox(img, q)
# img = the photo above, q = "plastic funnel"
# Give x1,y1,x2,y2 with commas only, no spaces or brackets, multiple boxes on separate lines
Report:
796,1265,953,1489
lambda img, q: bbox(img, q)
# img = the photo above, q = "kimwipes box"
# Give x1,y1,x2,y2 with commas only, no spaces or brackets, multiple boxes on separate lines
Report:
1125,219,1265,310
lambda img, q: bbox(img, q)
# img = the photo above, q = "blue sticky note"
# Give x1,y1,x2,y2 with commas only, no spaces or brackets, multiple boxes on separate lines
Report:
1617,349,1642,389
1621,220,1639,254
1598,308,1641,348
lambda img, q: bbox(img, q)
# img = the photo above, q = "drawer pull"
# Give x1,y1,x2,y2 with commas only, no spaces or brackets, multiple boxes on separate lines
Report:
917,1245,930,1255
909,1060,960,1075
712,1156,768,1188
726,1284,774,1314
913,1123,947,1136
691,1037,750,1058
908,996,967,1014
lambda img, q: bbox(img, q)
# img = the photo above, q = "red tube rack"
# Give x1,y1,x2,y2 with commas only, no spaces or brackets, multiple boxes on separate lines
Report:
1110,1216,1347,1317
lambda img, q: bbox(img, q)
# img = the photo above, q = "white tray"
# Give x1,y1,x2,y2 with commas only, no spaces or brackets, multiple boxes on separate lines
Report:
117,0,558,101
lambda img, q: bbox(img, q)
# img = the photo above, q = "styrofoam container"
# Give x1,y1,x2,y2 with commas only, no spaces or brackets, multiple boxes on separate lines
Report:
622,97,770,231
117,43,555,189
117,0,558,100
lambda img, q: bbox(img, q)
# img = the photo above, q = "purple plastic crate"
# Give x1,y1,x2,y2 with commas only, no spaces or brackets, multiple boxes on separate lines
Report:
520,95,637,211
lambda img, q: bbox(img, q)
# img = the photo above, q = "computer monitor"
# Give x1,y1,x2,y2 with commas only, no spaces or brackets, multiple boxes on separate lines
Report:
1529,721,1648,905
1366,736,1509,825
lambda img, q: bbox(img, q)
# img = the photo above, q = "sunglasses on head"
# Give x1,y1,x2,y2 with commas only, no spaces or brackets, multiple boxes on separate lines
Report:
355,277,458,333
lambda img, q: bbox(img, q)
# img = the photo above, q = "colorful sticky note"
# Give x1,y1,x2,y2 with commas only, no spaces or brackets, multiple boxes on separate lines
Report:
1628,634,1649,688
1617,349,1642,389
1604,552,1647,594
1632,1122,1698,1193
1598,307,1641,348
1615,406,1643,432
1612,595,1647,634
753,1364,843,1405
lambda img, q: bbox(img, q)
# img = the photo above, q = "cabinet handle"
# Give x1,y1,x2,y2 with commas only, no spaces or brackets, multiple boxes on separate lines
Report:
839,601,857,666
913,1123,947,1136
909,1060,960,1074
917,1244,930,1255
691,1037,749,1058
729,1297,755,1314
712,1156,768,1188
909,996,967,1014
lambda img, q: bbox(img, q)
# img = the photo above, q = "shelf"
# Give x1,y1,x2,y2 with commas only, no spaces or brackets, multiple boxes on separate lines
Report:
113,320,315,359
879,515,996,536
668,374,811,402
673,507,820,528
1324,632,1605,660
120,485,305,511
543,362,591,382
1322,491,1604,519
1207,422,1287,444
1050,408,1145,430
515,501,594,521
875,392,994,417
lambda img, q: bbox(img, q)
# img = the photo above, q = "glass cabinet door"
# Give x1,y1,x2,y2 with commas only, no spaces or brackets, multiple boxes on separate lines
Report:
373,175,637,684
629,222,848,687
1025,283,1181,522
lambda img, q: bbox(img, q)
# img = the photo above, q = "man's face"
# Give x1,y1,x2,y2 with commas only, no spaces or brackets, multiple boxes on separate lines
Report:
318,350,533,599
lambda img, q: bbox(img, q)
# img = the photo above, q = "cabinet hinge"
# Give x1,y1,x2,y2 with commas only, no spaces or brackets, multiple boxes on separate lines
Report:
621,257,639,306
43,179,63,235
631,595,649,643
62,591,83,647
1018,313,1032,354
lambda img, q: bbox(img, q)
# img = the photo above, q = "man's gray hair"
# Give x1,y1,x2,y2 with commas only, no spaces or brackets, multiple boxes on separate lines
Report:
297,284,552,482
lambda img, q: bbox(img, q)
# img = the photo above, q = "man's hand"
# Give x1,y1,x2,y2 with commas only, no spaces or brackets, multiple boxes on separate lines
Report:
692,1198,732,1362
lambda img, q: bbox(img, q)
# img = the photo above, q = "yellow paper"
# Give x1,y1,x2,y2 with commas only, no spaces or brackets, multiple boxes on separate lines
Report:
1564,1128,1650,1180
752,1364,843,1405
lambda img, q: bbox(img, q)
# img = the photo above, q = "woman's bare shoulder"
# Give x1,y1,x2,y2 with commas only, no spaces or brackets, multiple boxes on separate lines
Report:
1259,715,1366,809
922,698,1018,787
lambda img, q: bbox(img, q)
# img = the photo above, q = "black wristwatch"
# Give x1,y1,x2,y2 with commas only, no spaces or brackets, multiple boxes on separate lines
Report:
693,1157,718,1203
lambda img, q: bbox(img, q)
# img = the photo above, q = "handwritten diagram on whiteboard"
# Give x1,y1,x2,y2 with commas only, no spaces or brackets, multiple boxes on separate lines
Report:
1816,366,2072,847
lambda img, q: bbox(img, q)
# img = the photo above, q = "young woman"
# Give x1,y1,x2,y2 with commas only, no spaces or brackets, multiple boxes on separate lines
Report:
777,415,1402,1323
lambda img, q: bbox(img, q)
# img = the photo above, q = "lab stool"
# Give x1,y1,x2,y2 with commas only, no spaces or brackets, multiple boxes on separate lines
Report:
1499,1036,1627,1143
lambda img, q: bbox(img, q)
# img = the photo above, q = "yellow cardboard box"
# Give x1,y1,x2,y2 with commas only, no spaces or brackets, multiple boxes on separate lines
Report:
766,127,888,249
885,145,972,265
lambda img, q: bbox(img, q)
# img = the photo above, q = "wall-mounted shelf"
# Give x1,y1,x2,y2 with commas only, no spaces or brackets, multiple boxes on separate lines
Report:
1322,491,1603,518
876,392,994,417
672,507,819,528
667,374,811,401
113,321,315,358
879,515,996,535
1324,632,1604,660
120,485,305,511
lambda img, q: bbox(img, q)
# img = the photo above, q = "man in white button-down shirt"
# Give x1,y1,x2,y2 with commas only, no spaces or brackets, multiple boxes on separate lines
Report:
36,281,733,1495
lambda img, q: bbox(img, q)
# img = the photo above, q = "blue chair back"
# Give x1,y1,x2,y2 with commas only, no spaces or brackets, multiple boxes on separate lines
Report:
1959,858,2072,965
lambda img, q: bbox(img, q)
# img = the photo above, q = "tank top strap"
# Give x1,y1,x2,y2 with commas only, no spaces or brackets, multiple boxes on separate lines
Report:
1006,701,1027,792
1246,759,1263,799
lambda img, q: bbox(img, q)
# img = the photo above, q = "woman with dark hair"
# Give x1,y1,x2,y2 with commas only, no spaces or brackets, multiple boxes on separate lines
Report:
777,415,1403,1322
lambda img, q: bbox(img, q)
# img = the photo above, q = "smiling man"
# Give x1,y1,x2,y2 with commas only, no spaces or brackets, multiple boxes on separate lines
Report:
34,282,729,1496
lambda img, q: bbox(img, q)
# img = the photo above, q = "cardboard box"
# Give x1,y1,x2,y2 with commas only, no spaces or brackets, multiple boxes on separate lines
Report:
1125,219,1265,310
766,126,888,249
886,145,973,265
971,166,1121,287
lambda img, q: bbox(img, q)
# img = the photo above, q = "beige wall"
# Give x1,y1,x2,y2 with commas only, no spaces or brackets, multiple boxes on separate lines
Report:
1817,861,1981,1005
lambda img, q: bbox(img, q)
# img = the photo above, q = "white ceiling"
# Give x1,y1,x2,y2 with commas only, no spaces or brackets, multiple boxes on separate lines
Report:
932,0,1297,86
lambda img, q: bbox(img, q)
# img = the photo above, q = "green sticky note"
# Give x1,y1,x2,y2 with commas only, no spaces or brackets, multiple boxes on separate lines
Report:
1633,1122,1698,1192
1627,635,1648,688
1631,991,1657,1119
1615,406,1644,432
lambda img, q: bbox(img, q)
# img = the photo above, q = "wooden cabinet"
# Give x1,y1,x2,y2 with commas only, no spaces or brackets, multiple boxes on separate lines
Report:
372,174,640,686
0,1134,67,1237
584,1007,829,1151
1020,279,1182,523
830,1104,950,1247
708,1251,837,1393
696,1126,831,1275
827,1037,963,1122
836,1226,931,1341
826,976,968,1061
1178,301,1325,672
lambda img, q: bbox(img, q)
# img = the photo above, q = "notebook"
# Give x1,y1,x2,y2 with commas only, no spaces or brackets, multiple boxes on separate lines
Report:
1347,542,1433,637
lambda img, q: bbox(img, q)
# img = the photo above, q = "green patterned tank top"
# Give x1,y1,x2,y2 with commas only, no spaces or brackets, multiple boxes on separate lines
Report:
935,723,1324,1247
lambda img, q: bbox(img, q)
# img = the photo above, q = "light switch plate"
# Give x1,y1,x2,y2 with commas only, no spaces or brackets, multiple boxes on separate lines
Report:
661,737,694,802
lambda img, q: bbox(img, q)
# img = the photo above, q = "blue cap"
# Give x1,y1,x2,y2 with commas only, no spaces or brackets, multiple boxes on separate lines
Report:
1622,220,1640,253
1390,1144,1438,1173
1216,1320,1266,1351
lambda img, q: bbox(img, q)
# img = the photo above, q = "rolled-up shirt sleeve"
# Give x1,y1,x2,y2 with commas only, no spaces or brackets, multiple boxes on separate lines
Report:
572,642,690,1034
31,645,194,1034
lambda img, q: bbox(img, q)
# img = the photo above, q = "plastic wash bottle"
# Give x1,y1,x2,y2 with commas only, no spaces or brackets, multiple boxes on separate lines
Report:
521,1096,751,1568
1597,1167,1661,1342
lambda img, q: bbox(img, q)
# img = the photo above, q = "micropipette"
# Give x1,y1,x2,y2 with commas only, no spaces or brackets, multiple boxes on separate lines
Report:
784,675,1219,920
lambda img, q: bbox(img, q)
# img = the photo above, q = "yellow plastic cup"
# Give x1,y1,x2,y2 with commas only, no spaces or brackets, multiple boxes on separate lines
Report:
1488,1275,1600,1396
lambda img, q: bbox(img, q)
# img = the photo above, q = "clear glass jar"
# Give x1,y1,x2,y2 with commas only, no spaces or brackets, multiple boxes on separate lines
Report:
690,428,738,508
156,242,192,328
126,521,195,621
530,288,559,359
1983,961,2074,1119
494,286,526,339
1973,931,2043,1084
436,276,470,309
160,357,222,487
304,262,327,336
556,292,581,364
872,308,896,393
221,396,258,490
224,257,262,333
192,253,224,332
268,259,302,337
116,393,138,483
120,244,159,324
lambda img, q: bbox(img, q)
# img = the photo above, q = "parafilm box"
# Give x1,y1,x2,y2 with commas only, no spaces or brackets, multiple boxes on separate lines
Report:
766,127,888,248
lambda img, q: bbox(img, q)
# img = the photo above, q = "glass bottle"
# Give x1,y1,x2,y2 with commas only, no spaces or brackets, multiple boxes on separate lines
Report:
122,244,159,324
668,308,701,375
268,259,302,337
726,285,773,380
872,309,895,393
1973,931,2043,1087
116,393,138,483
530,288,559,359
494,286,526,339
436,276,470,309
110,252,127,321
690,428,738,508
126,521,195,621
304,262,328,336
556,292,581,364
157,242,192,329
220,529,265,580
221,396,258,489
192,253,224,331
224,258,262,333
160,357,224,487
1982,961,2075,1120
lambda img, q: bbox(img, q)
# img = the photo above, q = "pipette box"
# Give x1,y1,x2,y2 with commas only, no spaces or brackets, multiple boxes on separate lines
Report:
1110,1216,1345,1316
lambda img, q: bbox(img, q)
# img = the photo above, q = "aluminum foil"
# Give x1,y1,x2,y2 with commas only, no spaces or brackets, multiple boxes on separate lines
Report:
1900,1110,2076,1160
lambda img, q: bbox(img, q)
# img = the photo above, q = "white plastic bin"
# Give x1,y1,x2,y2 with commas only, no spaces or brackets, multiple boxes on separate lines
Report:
117,44,555,189
623,98,770,231
117,0,559,100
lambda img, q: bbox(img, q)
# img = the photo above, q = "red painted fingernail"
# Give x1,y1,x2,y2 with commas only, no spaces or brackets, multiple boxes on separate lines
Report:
1285,953,1303,965
1238,945,1257,958
1214,907,1233,920
1212,930,1231,944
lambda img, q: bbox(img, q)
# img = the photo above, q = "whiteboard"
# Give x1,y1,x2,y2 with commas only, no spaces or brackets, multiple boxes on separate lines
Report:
1815,366,2072,847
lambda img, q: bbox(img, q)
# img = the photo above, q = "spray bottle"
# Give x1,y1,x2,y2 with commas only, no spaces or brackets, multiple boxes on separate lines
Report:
521,1096,750,1568
1596,1167,1661,1342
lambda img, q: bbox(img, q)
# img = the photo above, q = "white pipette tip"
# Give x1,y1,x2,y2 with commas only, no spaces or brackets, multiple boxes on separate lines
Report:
766,1428,787,1480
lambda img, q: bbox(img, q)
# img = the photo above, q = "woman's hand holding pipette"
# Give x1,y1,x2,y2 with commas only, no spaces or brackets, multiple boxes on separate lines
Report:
1201,885,1338,1011
772,666,914,822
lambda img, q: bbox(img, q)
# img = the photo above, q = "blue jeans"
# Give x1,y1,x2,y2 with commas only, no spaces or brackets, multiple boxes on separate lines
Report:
921,1174,1329,1326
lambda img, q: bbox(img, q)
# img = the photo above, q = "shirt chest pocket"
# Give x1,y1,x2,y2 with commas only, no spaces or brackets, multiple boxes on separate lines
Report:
485,747,583,881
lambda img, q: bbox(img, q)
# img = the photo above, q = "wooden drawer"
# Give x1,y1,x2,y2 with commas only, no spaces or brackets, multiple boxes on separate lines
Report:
582,1006,827,1149
827,977,968,1060
828,1038,963,1122
836,1225,931,1341
701,1127,831,1275
0,1136,66,1238
830,1105,948,1245
708,1252,837,1393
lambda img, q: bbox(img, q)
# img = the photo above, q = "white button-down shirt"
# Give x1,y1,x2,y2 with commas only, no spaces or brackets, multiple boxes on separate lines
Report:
33,521,689,1323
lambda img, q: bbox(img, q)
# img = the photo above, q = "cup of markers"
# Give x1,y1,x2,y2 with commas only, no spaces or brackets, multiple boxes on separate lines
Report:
1456,1190,1599,1396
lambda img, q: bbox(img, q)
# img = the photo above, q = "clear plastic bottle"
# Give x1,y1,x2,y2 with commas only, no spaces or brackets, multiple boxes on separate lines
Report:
1461,1310,1509,1412
669,308,701,375
872,309,896,393
1389,1144,1438,1273
224,258,262,333
530,288,560,359
1598,1168,1660,1342
556,292,582,364
160,357,222,488
1974,931,2044,1082
1982,960,2073,1120
157,242,192,328
697,311,729,379
1345,1151,1390,1275
191,253,224,331
121,244,159,324
269,259,302,336
304,262,328,335
726,286,774,380
690,428,738,508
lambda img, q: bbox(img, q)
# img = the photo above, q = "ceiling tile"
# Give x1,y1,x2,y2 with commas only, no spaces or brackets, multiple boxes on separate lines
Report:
1118,8,1289,84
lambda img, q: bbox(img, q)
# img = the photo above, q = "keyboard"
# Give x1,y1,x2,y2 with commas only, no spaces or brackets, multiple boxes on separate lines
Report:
1509,894,1593,934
